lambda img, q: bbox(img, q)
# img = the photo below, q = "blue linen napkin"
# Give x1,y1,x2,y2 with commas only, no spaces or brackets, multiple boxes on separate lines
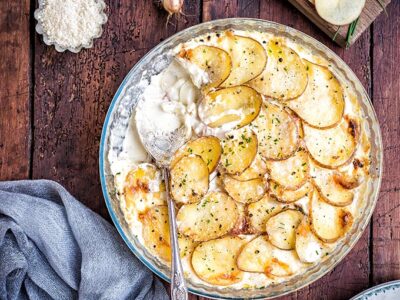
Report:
0,180,169,300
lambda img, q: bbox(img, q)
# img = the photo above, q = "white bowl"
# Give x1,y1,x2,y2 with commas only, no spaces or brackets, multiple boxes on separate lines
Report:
34,0,108,53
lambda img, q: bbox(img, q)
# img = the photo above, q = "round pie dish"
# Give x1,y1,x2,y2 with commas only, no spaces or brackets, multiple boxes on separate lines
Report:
99,18,383,299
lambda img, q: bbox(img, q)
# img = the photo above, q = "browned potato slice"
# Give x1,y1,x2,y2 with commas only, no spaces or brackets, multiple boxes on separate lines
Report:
334,157,367,189
295,218,324,263
270,180,313,203
286,61,344,128
170,155,209,204
140,206,199,262
247,194,291,233
304,117,358,169
231,154,267,181
198,86,262,129
181,45,231,89
266,209,304,250
248,40,308,100
123,163,166,214
223,175,268,204
310,190,353,243
230,202,248,235
177,192,238,242
266,148,309,190
333,171,362,189
315,0,366,26
237,236,298,277
192,236,245,285
178,235,198,259
170,136,222,173
140,206,171,262
313,167,354,206
218,34,267,87
220,128,258,175
251,102,299,160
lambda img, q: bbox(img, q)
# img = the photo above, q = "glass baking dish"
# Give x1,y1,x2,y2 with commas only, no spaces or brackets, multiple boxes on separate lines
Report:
99,18,383,299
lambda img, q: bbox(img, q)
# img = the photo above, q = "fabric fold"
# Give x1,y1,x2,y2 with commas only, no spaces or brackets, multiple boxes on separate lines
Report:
0,180,168,300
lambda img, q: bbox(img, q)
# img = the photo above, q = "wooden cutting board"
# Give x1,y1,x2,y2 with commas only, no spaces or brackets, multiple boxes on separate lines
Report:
288,0,391,47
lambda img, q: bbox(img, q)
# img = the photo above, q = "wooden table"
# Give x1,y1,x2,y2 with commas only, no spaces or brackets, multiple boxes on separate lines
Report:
1,1,399,299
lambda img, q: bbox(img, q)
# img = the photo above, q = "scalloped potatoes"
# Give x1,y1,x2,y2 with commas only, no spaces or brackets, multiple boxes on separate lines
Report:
115,29,372,289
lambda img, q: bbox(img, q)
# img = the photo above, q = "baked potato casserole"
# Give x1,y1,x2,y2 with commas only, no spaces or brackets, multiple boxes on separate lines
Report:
110,29,371,289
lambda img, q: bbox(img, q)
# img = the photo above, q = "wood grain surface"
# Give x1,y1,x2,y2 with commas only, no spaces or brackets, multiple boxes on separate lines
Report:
0,0,31,180
371,0,400,285
0,1,399,299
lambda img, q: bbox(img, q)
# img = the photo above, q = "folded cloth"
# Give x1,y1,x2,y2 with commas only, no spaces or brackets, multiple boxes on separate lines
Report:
0,180,169,300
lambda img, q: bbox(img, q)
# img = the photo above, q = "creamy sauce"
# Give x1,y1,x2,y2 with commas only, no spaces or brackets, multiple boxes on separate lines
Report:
110,29,371,290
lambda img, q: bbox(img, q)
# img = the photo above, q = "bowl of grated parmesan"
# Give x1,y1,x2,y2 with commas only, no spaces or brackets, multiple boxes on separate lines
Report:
34,0,108,53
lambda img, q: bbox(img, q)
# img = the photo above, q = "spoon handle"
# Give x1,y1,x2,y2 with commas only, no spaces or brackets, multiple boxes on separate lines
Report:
163,168,188,300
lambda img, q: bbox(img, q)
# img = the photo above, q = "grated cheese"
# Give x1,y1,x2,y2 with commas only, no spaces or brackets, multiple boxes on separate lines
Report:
38,0,105,49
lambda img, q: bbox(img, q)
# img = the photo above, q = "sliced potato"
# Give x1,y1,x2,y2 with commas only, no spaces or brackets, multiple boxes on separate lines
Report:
198,86,262,129
178,235,198,259
170,154,209,204
218,34,267,87
295,217,324,263
124,163,166,213
230,202,248,235
251,102,299,160
266,209,304,250
313,166,354,206
334,157,367,189
266,148,309,190
315,0,366,26
180,45,231,89
220,128,258,175
248,40,308,100
304,117,358,169
140,206,200,262
170,136,222,173
140,206,171,262
177,192,238,242
247,194,290,233
223,175,268,204
231,154,267,181
333,171,362,189
270,180,313,203
286,60,344,128
310,189,353,243
192,236,245,285
237,236,297,277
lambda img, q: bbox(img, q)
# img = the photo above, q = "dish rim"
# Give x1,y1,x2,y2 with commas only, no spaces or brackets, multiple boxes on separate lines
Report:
349,280,400,300
99,18,383,299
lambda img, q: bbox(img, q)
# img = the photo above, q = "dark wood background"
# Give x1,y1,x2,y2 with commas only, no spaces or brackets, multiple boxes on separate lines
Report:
0,1,399,299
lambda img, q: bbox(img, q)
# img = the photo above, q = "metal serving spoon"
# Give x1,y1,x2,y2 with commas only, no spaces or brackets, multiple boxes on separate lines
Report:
136,116,189,300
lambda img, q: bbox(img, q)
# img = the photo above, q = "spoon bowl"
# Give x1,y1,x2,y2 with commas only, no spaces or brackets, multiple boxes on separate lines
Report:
136,118,188,167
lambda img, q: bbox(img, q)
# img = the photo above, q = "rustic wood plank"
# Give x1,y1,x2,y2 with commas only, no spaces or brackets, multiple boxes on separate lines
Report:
202,0,260,21
371,0,400,285
32,0,200,219
259,1,372,299
288,0,391,47
0,0,31,180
